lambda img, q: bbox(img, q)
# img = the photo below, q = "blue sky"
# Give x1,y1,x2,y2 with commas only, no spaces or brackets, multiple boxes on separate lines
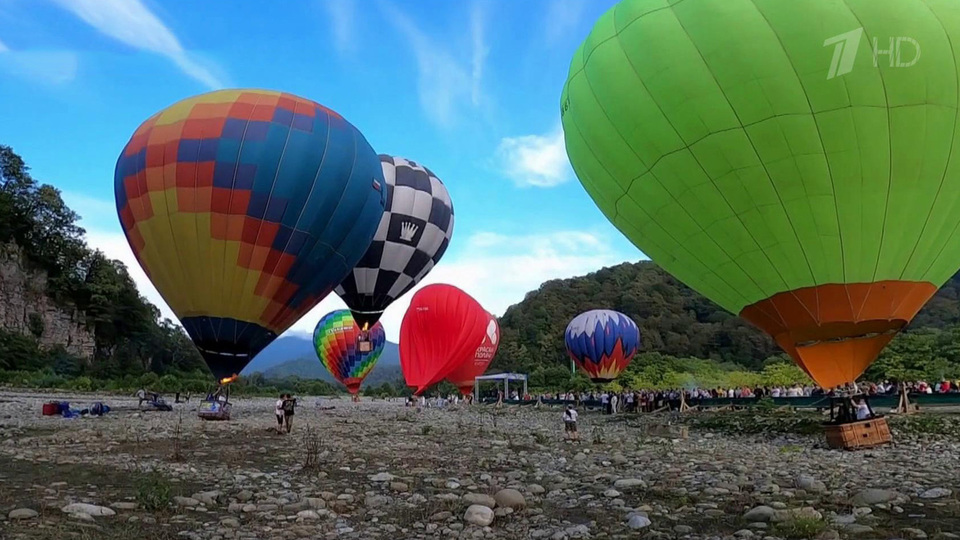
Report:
0,0,643,340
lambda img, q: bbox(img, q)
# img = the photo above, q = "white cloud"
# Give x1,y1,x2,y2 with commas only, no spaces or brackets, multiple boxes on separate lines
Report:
470,2,487,107
288,229,631,341
0,50,79,85
323,0,356,54
381,1,487,128
50,0,224,90
0,38,9,53
544,0,588,45
495,125,573,187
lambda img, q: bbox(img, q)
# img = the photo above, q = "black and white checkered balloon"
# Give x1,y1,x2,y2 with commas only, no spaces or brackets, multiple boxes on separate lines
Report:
335,155,454,329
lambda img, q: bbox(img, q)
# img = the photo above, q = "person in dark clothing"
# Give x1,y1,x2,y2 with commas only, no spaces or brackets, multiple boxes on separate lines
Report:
281,394,296,433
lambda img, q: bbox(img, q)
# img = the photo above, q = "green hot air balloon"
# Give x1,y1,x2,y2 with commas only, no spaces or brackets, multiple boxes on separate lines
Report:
561,0,960,390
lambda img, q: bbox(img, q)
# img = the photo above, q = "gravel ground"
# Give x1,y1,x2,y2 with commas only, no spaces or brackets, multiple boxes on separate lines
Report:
0,389,958,540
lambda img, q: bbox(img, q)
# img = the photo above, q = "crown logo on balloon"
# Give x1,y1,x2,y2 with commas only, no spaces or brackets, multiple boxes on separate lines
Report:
399,221,419,242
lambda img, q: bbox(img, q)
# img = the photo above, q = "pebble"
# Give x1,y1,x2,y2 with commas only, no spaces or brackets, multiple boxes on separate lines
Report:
627,514,651,529
174,496,199,508
850,488,899,505
463,493,497,509
743,506,775,522
613,478,645,489
464,505,494,526
60,503,115,517
494,488,526,510
8,508,38,520
919,488,952,499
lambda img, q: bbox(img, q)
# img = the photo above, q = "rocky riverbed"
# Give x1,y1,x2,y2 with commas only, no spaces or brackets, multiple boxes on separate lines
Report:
0,390,958,540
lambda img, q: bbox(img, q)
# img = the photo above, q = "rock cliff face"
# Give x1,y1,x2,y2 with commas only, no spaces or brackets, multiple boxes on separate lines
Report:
0,244,95,359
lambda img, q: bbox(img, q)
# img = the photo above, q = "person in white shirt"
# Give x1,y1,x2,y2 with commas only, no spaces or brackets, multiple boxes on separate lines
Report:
600,393,610,414
274,394,284,434
563,405,579,441
854,397,871,420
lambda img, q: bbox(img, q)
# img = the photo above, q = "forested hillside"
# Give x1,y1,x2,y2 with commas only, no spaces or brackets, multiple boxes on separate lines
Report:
0,145,209,389
491,260,960,386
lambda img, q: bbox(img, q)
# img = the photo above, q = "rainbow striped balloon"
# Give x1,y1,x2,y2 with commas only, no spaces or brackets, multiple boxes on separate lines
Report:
313,310,385,394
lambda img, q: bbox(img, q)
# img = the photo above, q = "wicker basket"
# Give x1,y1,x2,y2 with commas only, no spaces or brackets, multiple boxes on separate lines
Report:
823,417,892,450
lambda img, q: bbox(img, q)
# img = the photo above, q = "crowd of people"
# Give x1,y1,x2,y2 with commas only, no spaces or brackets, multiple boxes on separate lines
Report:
524,379,960,414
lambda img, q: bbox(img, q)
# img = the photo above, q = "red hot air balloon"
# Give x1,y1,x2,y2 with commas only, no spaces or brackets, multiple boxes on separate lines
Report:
399,284,489,395
446,312,499,396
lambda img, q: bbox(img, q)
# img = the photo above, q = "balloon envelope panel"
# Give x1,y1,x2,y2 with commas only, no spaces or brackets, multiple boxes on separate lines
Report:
561,0,960,388
313,310,386,394
564,310,640,383
399,284,489,395
115,89,386,378
336,155,455,330
446,313,499,395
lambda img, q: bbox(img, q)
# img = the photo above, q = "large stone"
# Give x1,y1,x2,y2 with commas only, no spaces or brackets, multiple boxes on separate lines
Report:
192,491,221,507
796,475,827,493
369,472,395,482
8,508,38,520
627,515,651,529
743,506,776,523
364,494,390,508
464,505,494,526
920,488,952,499
296,510,321,521
60,504,115,517
850,489,898,506
463,493,497,509
173,496,199,508
613,478,646,490
494,489,526,510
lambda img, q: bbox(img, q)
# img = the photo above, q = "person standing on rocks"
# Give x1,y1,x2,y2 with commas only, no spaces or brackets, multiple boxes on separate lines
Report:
563,405,579,442
281,394,296,434
275,393,285,434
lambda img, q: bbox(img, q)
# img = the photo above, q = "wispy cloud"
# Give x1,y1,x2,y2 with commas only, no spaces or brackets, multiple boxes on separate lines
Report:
381,1,488,128
50,0,224,90
322,0,356,55
495,125,573,188
544,0,588,45
470,2,488,107
0,46,79,85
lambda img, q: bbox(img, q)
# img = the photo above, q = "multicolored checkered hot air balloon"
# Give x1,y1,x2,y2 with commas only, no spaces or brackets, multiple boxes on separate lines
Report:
313,310,386,395
565,310,640,383
114,89,386,380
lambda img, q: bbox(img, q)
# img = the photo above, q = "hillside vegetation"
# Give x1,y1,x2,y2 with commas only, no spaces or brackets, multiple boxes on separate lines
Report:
0,145,212,390
491,261,960,389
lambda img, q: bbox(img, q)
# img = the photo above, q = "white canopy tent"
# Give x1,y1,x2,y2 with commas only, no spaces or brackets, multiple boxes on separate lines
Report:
473,373,528,402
